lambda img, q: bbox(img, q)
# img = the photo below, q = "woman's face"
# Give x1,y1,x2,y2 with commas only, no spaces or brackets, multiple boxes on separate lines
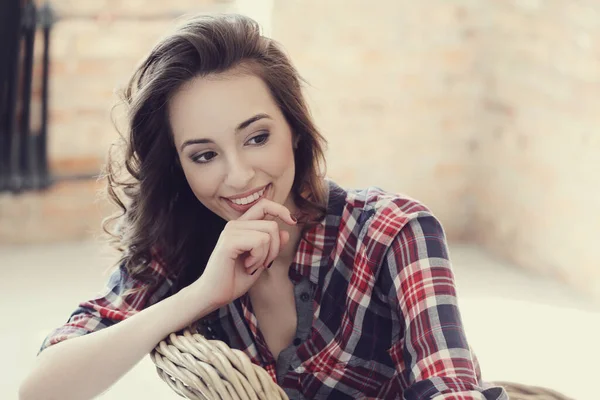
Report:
169,71,297,221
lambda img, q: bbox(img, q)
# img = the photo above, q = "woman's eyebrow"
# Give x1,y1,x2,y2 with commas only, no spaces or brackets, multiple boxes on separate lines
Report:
180,113,272,152
235,113,271,132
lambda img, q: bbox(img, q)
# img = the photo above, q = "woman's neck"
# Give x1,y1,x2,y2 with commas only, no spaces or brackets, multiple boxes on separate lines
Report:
279,195,304,262
277,219,302,263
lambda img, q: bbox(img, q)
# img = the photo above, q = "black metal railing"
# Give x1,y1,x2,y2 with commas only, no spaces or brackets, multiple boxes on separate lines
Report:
0,0,54,193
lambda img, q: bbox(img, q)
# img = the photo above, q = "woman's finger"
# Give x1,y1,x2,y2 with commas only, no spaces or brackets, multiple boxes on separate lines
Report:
227,220,280,266
223,230,269,275
248,231,289,275
223,230,270,262
245,238,269,270
237,198,297,226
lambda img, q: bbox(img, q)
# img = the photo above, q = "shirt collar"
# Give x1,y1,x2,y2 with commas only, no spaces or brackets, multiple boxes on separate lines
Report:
288,179,347,285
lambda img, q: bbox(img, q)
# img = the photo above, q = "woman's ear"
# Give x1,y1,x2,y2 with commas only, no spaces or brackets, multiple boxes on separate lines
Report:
293,135,300,149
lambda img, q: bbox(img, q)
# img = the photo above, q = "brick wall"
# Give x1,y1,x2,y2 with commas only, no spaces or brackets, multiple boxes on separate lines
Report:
271,0,486,239
43,0,236,171
3,0,479,242
270,1,600,299
470,1,600,299
0,0,235,243
2,1,599,298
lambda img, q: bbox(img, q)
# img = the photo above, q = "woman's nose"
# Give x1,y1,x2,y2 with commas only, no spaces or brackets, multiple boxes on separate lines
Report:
223,156,255,190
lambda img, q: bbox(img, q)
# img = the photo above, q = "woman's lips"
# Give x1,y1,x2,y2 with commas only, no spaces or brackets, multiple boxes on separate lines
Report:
224,184,271,213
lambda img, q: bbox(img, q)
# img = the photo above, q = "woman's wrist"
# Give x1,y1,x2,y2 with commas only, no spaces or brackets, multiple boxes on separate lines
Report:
172,279,223,327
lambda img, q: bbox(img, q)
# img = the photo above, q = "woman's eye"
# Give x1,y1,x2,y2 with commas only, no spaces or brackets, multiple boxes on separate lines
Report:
246,132,270,146
192,151,217,163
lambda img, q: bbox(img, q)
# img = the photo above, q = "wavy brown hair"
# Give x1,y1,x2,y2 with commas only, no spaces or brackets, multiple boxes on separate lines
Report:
103,14,328,293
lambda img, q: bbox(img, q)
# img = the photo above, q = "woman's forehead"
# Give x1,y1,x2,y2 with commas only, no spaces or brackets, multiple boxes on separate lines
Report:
169,73,280,143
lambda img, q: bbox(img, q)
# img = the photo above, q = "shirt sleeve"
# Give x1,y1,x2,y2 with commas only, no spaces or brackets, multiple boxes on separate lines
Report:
38,258,174,355
381,214,507,400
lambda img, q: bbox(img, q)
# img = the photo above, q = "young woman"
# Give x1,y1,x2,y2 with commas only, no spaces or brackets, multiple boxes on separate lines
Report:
20,14,507,400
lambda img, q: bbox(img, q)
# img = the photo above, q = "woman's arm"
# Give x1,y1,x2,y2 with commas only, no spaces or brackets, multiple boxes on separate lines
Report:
21,200,296,400
19,277,218,400
381,214,507,400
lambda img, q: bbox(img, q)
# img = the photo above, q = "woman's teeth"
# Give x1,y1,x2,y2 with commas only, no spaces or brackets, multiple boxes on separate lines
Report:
230,187,266,205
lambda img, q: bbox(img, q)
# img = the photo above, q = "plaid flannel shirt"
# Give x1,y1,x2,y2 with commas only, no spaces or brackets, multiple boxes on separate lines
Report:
40,180,507,400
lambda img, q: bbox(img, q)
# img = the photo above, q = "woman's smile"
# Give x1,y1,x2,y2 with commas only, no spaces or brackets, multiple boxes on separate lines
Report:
222,183,271,213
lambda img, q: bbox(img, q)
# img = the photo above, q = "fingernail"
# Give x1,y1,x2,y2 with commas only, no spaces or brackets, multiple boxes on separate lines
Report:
267,261,273,269
290,215,297,223
251,269,257,275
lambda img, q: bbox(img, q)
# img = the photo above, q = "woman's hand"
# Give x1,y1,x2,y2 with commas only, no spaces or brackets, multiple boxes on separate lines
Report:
192,199,297,308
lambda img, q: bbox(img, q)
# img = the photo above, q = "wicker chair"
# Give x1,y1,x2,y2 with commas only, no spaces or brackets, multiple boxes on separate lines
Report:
150,327,572,400
495,381,573,400
150,327,288,400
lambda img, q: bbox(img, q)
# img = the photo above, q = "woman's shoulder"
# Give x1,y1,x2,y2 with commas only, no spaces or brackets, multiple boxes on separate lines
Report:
350,186,431,216
329,180,437,227
327,180,444,262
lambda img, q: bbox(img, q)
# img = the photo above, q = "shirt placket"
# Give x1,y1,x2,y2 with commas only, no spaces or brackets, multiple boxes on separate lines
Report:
275,278,314,383
239,278,316,383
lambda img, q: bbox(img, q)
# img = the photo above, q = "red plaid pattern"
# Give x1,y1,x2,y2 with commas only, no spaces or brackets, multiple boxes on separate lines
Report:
40,181,506,399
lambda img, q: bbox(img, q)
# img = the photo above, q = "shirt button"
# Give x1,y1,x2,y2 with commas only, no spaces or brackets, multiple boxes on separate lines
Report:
293,338,301,346
300,292,310,302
